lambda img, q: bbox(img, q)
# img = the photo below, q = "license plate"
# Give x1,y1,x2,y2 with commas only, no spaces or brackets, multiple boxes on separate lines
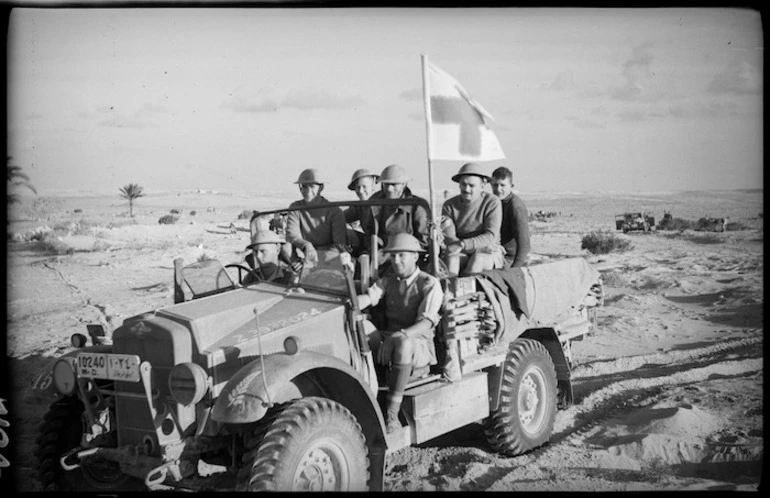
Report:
77,353,141,383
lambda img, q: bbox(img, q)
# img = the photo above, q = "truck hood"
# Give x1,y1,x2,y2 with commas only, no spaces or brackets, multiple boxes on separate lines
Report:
149,282,345,353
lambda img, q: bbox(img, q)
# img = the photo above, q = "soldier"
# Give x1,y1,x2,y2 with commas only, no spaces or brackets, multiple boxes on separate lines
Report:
363,164,430,258
356,233,443,433
344,168,380,257
285,168,348,267
243,230,296,285
441,162,504,276
491,166,531,267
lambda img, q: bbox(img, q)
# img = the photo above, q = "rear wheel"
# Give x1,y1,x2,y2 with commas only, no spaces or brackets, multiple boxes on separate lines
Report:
484,339,558,456
237,397,370,491
35,397,140,491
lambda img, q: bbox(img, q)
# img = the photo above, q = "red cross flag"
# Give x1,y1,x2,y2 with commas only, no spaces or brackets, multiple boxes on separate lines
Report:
424,61,505,161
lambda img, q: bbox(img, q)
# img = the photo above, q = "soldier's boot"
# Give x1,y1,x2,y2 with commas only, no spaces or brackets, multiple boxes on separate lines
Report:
385,362,411,433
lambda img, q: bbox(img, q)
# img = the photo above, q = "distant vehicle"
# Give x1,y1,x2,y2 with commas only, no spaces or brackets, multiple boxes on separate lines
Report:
695,217,726,232
615,212,655,233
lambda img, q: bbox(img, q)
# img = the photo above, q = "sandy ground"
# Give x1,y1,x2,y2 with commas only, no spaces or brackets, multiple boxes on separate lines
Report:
3,188,763,491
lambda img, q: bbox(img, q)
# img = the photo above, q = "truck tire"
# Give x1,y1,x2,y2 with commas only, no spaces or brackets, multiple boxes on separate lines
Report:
35,397,141,491
484,338,558,456
238,397,370,491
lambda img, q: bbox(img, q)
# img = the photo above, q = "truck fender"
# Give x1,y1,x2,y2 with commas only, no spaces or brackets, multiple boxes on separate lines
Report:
488,328,573,412
211,351,388,492
23,344,113,406
211,350,383,426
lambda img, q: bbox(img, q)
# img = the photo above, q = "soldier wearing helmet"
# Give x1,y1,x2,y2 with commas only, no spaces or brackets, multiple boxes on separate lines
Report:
285,168,348,267
242,230,296,285
441,162,504,276
362,164,430,259
355,233,443,433
343,168,380,257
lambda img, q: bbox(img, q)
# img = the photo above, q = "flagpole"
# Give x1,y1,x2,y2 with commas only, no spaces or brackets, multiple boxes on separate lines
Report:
421,53,440,275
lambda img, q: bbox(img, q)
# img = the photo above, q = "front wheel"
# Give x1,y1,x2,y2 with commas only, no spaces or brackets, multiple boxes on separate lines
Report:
237,397,370,491
35,397,141,491
484,338,558,456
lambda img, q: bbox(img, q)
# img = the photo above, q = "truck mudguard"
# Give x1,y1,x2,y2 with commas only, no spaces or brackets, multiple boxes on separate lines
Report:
211,350,383,426
488,328,574,411
24,344,113,405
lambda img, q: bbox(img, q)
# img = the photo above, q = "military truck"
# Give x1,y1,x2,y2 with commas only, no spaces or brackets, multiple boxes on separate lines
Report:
615,212,655,233
26,197,603,492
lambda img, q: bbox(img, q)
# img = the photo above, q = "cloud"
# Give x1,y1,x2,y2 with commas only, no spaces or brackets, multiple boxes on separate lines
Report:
617,109,649,123
283,90,363,110
221,89,363,112
566,115,604,129
610,43,661,102
221,95,278,113
95,103,163,129
399,88,423,101
668,100,742,119
548,70,577,91
707,60,762,95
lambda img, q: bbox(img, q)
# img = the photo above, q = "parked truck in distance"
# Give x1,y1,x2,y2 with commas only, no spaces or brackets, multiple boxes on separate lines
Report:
615,212,655,233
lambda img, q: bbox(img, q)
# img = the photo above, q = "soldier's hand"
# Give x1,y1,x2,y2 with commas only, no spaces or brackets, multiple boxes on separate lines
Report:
303,243,318,265
378,334,397,365
446,241,463,256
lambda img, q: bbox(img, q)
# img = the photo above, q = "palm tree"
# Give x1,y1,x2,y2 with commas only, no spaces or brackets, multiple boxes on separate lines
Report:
7,156,37,204
119,183,145,217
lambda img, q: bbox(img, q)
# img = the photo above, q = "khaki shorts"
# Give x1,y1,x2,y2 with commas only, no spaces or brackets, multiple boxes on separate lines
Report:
369,329,433,370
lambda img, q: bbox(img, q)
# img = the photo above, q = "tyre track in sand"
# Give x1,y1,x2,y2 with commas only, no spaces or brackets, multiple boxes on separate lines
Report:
531,336,763,456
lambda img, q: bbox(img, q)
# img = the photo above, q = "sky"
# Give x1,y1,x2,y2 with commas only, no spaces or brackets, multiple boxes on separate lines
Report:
6,7,764,196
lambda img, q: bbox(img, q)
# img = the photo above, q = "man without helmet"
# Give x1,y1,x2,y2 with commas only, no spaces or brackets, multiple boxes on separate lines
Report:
356,233,443,433
491,166,531,268
441,162,504,276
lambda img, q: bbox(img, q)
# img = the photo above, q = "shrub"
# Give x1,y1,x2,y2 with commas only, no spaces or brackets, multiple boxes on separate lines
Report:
39,235,74,255
189,210,197,216
725,221,748,231
158,214,179,225
74,208,82,213
658,217,696,231
170,208,181,214
581,230,633,255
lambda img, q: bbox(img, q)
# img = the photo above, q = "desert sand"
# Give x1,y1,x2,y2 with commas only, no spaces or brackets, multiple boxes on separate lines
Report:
4,187,763,491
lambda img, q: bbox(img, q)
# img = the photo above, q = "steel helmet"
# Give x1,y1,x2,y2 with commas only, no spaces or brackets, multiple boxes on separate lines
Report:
246,230,285,250
294,168,323,185
379,164,411,184
347,168,380,191
451,162,491,183
382,233,425,253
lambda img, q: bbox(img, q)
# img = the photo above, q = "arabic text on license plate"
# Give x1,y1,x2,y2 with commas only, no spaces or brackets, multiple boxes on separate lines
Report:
77,353,141,382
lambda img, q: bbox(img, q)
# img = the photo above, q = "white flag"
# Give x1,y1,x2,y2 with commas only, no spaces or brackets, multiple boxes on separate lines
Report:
425,62,505,161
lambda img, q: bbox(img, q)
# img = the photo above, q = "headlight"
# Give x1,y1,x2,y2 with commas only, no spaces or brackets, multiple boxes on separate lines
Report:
284,336,301,355
168,363,209,406
53,358,77,395
71,333,87,348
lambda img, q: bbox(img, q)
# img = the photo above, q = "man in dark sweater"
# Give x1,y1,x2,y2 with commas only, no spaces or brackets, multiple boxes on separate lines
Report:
491,166,531,267
441,163,504,276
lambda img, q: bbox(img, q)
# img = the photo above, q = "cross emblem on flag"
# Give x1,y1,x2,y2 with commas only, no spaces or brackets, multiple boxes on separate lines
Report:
424,62,505,161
